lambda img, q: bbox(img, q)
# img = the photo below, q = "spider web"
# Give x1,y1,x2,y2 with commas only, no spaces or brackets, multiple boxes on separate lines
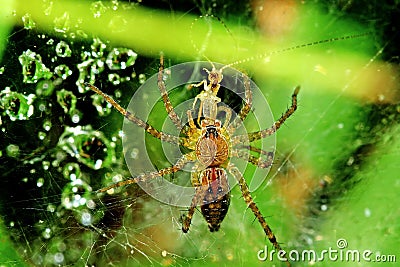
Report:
0,0,399,266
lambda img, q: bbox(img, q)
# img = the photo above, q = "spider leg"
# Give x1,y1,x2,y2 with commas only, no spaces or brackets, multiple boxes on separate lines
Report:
158,54,183,129
227,73,252,135
228,163,290,267
181,185,206,233
179,163,205,233
236,144,272,156
86,83,179,144
232,86,299,144
186,109,196,129
231,147,274,169
217,105,232,129
237,73,253,121
97,152,195,193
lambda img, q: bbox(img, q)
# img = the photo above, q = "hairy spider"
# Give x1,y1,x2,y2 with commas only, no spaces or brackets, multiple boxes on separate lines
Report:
86,55,298,266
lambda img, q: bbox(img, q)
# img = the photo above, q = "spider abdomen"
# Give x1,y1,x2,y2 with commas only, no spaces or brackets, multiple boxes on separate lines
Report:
200,167,230,232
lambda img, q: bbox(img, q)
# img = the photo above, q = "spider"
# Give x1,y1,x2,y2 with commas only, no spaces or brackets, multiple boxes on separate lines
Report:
86,54,299,266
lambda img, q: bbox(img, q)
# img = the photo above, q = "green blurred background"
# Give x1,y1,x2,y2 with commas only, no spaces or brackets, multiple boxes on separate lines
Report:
0,0,399,266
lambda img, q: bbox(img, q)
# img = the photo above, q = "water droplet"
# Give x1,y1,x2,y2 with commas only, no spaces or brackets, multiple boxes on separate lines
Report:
114,89,122,98
91,93,112,116
38,101,47,112
76,30,88,39
18,49,53,83
42,228,51,239
91,38,107,58
22,13,36,30
108,73,121,85
38,131,46,140
94,159,103,169
92,60,105,75
37,177,45,188
130,148,139,159
76,59,105,93
47,204,56,213
43,120,52,131
91,1,108,18
53,12,70,33
42,161,50,170
71,110,82,124
62,162,81,181
55,41,72,58
58,126,116,169
56,89,77,115
106,48,137,70
53,252,64,264
111,0,119,10
108,15,127,33
6,144,20,158
36,80,54,96
76,208,103,227
0,87,35,120
61,179,92,209
76,61,95,93
44,1,53,16
138,73,146,84
80,210,92,226
86,199,96,209
54,64,72,80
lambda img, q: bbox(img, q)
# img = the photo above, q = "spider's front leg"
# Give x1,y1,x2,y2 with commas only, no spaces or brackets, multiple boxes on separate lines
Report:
226,73,253,135
231,86,300,144
158,54,183,129
86,83,179,144
249,86,299,142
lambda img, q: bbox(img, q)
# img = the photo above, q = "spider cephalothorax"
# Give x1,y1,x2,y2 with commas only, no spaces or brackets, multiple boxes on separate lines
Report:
195,120,229,168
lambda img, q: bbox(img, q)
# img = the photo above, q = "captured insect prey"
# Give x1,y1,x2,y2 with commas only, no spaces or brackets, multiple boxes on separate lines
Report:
87,53,299,266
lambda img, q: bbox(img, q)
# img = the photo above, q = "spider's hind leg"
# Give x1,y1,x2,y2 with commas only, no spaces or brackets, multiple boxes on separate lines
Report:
181,186,206,233
180,164,203,233
227,163,291,266
97,152,195,193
